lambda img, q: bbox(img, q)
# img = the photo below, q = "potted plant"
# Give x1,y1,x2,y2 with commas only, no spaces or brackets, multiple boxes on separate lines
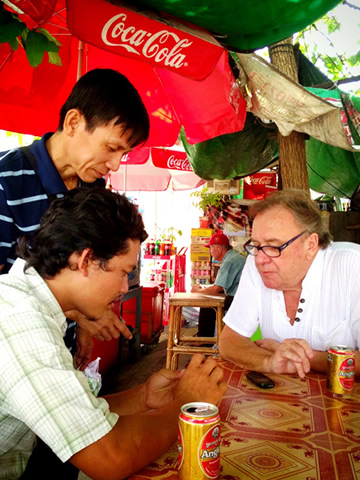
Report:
190,187,224,227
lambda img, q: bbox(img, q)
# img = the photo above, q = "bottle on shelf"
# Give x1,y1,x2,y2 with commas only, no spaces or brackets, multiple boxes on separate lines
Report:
159,241,165,256
154,239,160,255
149,238,155,256
164,239,171,256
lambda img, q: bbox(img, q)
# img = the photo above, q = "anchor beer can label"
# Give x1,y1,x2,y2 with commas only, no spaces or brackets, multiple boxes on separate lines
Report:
178,402,221,479
327,345,355,395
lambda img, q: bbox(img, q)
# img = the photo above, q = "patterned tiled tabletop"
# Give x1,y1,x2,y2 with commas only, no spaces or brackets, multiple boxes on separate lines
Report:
129,360,360,480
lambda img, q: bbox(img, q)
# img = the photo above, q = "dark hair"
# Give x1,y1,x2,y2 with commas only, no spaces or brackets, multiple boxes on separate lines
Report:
249,188,332,248
17,188,148,278
58,69,150,148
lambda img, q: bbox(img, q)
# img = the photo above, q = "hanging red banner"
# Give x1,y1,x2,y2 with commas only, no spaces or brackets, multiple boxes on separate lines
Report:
151,149,193,171
67,0,224,81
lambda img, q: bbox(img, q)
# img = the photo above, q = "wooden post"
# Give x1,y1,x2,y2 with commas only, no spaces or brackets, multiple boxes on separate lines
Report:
269,38,309,191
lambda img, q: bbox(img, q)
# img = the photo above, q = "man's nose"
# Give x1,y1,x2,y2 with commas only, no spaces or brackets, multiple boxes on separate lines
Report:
255,249,271,265
105,153,124,172
119,276,129,294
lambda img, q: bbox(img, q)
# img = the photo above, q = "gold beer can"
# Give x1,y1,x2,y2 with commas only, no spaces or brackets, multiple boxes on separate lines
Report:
178,402,221,480
327,345,355,395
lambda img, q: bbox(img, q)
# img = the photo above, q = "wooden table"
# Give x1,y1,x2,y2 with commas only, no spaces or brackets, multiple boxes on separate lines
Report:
166,292,226,369
129,360,360,480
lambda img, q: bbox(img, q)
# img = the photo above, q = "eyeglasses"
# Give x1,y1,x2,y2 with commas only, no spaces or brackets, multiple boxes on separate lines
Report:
244,231,307,258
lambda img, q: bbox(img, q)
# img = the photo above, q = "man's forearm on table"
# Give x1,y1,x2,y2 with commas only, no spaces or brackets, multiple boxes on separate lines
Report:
220,334,271,372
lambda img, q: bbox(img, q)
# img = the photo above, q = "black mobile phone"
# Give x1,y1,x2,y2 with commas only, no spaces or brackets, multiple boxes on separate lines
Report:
246,371,275,389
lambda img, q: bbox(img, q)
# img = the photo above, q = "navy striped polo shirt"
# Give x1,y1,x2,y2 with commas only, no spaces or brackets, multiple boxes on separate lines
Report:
0,133,66,273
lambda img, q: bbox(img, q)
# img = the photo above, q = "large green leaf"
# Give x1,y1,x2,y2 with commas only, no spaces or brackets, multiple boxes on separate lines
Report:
0,5,26,43
24,29,60,67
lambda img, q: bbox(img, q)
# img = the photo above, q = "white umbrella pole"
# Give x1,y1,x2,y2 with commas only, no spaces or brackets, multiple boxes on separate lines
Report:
123,164,127,194
155,191,158,238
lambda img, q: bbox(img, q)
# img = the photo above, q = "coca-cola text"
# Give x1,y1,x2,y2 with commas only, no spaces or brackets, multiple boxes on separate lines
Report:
102,14,192,69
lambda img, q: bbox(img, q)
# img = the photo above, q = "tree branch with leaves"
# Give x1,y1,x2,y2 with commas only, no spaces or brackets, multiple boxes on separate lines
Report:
0,2,61,68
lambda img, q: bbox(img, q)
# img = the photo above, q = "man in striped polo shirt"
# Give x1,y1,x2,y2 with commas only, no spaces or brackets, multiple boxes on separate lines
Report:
0,68,150,366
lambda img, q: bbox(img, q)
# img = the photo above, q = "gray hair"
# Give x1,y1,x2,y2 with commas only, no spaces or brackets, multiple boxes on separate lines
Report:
249,189,332,249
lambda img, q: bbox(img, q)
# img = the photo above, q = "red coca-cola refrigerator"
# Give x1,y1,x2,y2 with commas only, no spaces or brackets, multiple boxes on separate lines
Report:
121,281,165,346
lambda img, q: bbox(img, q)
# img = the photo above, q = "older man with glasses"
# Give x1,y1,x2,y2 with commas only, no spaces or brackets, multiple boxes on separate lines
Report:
219,189,360,379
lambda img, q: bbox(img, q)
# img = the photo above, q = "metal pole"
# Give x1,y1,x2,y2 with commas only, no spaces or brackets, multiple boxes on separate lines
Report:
123,164,127,194
77,41,84,80
155,191,158,238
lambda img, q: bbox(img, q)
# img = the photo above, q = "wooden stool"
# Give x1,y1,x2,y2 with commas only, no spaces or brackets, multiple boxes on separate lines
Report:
166,292,225,370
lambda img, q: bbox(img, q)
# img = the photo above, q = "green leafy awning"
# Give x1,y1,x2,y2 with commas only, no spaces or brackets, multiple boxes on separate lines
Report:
134,0,341,51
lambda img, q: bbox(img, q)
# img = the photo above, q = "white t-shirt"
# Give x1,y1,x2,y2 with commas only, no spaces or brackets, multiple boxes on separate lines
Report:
224,242,360,351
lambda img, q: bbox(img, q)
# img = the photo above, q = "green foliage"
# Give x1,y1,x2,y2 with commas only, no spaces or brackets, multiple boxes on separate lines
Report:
158,226,183,243
0,5,26,43
5,130,40,146
0,3,62,67
349,51,360,67
190,187,224,213
294,10,360,86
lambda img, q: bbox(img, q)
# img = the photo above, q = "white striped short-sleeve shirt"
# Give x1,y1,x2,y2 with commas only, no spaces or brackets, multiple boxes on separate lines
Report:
0,259,118,479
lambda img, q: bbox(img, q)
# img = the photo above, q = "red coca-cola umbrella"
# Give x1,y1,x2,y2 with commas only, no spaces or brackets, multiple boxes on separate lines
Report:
108,147,206,191
0,0,246,146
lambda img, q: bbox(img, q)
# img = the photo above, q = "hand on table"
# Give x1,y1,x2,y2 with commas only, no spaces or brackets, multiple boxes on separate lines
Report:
191,284,203,293
174,354,226,406
144,368,184,409
259,338,315,378
144,354,226,409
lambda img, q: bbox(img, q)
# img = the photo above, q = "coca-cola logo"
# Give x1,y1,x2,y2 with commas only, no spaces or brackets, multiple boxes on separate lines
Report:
101,13,192,69
167,155,192,171
250,175,274,185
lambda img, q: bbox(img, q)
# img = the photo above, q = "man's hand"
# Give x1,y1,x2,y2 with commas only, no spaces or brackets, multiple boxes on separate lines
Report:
254,338,281,353
144,369,183,409
262,338,316,378
144,354,226,409
174,354,227,406
75,328,94,371
191,284,203,293
66,307,133,342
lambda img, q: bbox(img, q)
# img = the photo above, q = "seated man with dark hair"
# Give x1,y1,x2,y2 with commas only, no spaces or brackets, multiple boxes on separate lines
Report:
0,188,226,480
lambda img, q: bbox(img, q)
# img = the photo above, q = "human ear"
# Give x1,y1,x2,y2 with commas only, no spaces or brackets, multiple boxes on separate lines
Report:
306,233,319,258
63,109,83,136
77,248,93,277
